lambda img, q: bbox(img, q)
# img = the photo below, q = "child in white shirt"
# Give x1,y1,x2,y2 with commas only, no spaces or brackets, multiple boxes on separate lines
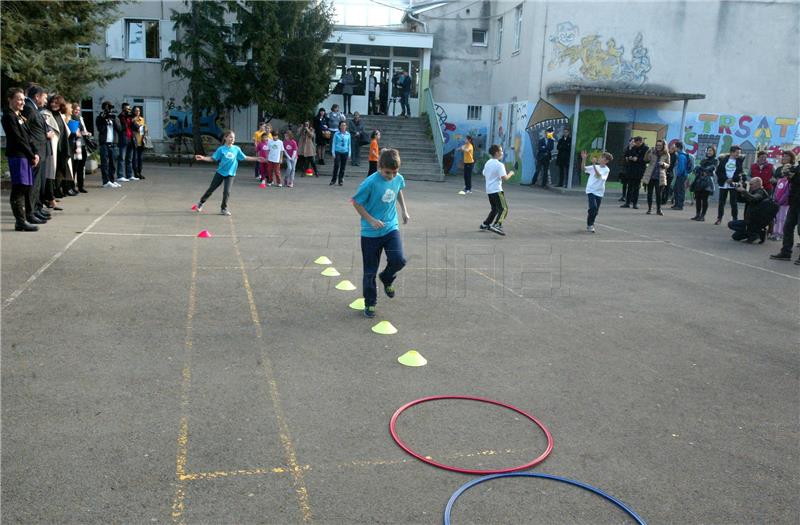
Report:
480,144,514,236
581,150,613,233
267,135,284,186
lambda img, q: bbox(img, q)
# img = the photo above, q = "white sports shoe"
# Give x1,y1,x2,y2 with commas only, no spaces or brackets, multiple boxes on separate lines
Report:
103,182,114,188
587,225,596,233
117,177,129,182
130,176,140,181
112,182,122,187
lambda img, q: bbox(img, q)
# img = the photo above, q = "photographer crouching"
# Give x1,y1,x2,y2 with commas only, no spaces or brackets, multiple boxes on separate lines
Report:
727,177,773,243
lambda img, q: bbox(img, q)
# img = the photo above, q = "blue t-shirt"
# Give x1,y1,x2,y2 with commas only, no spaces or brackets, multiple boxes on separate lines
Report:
352,172,406,238
211,145,246,177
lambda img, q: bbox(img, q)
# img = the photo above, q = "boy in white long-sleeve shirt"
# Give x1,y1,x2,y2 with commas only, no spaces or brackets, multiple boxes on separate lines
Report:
480,144,514,236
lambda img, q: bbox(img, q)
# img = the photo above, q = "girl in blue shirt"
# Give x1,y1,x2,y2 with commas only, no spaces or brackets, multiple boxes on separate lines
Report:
193,130,265,215
330,121,351,186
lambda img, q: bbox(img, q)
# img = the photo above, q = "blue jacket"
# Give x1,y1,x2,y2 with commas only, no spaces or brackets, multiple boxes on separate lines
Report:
674,151,693,177
332,131,351,155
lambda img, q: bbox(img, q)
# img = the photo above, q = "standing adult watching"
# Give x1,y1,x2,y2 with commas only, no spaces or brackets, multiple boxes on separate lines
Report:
116,102,136,181
398,71,411,118
618,138,635,202
21,85,52,222
131,106,147,180
340,69,355,116
643,139,669,215
68,103,90,193
714,145,745,225
368,72,378,115
555,127,571,188
96,101,120,188
349,112,365,167
532,126,555,188
313,108,329,165
329,121,351,186
663,142,677,205
2,87,41,231
297,120,318,177
41,96,67,202
670,142,693,210
750,151,773,194
621,136,648,209
770,155,800,264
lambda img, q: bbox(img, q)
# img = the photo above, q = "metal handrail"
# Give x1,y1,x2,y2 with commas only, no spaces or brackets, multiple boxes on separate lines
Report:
421,87,444,174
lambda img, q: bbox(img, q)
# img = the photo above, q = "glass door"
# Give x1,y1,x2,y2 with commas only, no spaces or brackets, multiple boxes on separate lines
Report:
368,58,390,115
389,60,410,116
347,58,369,116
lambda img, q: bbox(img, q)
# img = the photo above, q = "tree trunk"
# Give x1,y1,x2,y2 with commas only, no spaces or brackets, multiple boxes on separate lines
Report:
190,2,204,155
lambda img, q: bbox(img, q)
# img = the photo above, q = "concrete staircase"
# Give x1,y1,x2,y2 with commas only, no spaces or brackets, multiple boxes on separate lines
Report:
358,115,443,182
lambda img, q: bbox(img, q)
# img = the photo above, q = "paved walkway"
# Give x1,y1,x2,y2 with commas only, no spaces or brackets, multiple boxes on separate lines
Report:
2,165,798,524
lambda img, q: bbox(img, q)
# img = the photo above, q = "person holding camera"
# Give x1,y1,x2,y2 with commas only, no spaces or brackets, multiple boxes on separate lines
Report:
728,177,770,242
620,136,648,209
116,103,136,181
96,101,120,187
714,145,745,225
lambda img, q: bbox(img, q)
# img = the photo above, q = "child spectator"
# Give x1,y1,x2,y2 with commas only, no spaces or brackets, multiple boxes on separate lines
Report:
480,144,514,236
267,132,284,187
368,130,380,176
257,132,269,187
771,151,795,240
459,135,475,194
581,150,612,233
352,148,410,319
283,130,298,188
194,130,265,215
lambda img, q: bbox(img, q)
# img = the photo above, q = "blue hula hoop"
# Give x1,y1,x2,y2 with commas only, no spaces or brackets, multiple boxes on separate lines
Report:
443,472,647,525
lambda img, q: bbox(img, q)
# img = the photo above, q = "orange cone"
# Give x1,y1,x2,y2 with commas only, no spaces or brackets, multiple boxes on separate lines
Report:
305,168,314,177
197,230,212,238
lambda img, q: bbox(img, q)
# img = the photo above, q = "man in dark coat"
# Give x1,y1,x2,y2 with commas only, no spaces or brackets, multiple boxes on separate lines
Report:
21,85,52,222
621,136,649,208
533,126,555,188
555,127,571,187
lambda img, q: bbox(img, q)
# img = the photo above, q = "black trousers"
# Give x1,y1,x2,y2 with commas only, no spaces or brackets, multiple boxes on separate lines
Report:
625,178,643,205
646,181,662,211
73,157,86,190
556,163,568,187
780,206,799,255
10,184,33,222
332,152,348,183
484,191,508,226
32,145,48,210
533,156,551,186
695,191,710,217
200,172,233,209
717,188,739,221
368,160,378,177
463,162,474,191
620,179,628,200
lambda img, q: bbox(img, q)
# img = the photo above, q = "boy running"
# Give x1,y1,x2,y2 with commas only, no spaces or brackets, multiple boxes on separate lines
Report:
581,149,612,233
351,148,410,319
480,144,514,236
194,130,265,215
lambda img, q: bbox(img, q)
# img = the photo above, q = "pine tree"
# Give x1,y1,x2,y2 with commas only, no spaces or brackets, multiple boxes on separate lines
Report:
162,0,239,154
0,1,123,100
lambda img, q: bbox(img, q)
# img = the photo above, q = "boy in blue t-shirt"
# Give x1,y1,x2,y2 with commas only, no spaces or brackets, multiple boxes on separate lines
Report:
351,148,411,318
194,130,265,215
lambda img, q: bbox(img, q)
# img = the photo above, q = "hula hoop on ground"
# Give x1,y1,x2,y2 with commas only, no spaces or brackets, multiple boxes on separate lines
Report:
389,395,554,475
443,472,647,525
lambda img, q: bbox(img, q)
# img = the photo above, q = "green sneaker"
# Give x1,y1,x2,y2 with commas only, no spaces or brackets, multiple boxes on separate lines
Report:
364,306,376,318
383,283,395,298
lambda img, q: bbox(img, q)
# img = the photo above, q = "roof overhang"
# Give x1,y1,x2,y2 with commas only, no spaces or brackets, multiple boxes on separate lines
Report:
329,27,434,49
547,83,705,102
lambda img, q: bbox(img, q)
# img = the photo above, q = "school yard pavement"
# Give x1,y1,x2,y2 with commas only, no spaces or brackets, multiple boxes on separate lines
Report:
2,164,798,524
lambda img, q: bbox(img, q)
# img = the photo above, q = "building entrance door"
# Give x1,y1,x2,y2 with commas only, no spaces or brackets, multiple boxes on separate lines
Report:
346,58,369,116
367,58,390,115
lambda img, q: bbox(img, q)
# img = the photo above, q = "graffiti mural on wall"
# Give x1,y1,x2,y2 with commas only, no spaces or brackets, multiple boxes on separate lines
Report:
164,106,225,145
548,22,652,85
435,103,489,175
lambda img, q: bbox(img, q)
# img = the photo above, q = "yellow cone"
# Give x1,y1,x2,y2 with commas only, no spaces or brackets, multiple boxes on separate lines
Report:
314,256,332,265
335,280,357,291
372,320,397,335
321,267,340,277
398,350,427,367
349,298,365,310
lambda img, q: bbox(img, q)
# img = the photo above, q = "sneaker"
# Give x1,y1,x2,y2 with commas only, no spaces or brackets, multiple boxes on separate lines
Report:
130,176,140,181
466,190,472,194
193,202,203,212
111,182,122,187
587,225,596,233
278,184,283,187
103,182,114,188
794,257,800,266
117,177,129,182
488,224,505,236
364,306,376,318
620,204,630,208
383,282,396,298
479,223,490,231
770,252,791,261
221,209,231,216
458,190,466,195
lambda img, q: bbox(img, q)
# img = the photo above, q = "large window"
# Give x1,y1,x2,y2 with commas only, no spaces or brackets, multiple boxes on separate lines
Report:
495,17,503,58
513,4,523,53
127,20,160,59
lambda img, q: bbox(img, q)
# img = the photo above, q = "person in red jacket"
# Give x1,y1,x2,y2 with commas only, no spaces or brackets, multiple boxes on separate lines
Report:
750,151,774,193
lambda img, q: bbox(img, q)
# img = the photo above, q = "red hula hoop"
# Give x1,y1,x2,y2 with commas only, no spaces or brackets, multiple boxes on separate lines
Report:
389,395,554,475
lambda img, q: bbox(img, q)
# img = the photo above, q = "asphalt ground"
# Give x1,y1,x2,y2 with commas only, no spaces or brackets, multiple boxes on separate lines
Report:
2,161,798,524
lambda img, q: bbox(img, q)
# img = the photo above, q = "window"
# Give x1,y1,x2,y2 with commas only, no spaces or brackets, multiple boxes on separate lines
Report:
472,29,487,47
513,4,523,53
76,43,91,58
467,106,482,120
495,17,503,58
393,47,420,58
127,20,160,59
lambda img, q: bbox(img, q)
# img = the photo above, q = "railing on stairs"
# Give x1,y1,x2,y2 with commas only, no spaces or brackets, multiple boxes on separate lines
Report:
421,87,444,175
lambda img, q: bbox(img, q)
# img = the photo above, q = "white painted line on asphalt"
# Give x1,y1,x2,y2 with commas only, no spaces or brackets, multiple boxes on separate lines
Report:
2,196,127,311
81,231,283,239
525,204,800,282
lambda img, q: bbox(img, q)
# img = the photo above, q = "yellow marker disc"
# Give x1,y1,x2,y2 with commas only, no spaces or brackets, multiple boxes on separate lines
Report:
335,280,357,291
349,298,365,310
398,350,427,367
372,321,398,335
314,256,332,265
321,267,340,277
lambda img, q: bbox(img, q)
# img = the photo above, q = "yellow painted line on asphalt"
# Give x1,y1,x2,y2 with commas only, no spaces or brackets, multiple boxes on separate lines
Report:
171,216,199,525
228,217,314,523
2,195,126,310
181,465,312,481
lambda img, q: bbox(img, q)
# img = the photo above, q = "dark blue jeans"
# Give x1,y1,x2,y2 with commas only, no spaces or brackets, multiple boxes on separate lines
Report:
400,92,410,116
587,193,602,226
361,229,406,307
117,139,134,179
463,162,474,191
673,175,687,207
100,143,117,184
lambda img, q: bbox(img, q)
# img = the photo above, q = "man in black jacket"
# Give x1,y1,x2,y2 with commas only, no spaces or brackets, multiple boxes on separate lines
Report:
621,136,648,208
21,85,52,222
770,161,800,264
96,101,120,187
714,145,745,224
533,126,555,187
728,178,769,242
555,128,571,187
